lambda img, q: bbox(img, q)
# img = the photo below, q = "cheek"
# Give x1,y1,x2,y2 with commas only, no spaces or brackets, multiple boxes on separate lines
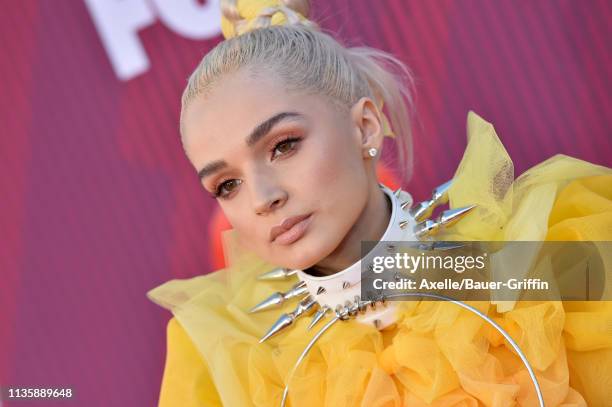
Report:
221,205,259,248
305,137,367,208
301,133,364,188
294,135,369,241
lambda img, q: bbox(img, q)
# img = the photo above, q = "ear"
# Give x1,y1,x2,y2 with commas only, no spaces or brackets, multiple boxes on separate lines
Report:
350,97,384,158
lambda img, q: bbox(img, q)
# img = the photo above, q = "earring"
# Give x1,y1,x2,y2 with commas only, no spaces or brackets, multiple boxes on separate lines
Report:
368,148,378,157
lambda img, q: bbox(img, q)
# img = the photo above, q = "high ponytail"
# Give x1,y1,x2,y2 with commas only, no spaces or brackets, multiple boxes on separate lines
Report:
181,0,417,183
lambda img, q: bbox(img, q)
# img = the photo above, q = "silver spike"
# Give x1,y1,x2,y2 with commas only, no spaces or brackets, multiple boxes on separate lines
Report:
409,201,434,222
316,286,326,295
409,180,453,221
342,281,351,290
307,306,330,330
432,241,466,251
399,220,410,229
400,200,412,211
249,281,307,313
431,180,453,205
393,187,402,198
259,295,318,343
373,319,382,329
256,267,298,281
414,205,477,238
438,205,477,226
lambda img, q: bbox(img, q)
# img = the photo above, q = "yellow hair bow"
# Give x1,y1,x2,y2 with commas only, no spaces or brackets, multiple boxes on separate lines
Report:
220,0,312,39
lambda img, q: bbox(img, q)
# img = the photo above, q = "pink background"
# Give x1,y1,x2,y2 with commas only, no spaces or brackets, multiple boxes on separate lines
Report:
1,1,610,405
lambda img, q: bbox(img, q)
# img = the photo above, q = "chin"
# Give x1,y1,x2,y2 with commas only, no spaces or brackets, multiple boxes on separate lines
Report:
271,247,317,270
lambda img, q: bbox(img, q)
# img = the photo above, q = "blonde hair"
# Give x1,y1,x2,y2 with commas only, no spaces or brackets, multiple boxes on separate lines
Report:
181,0,417,183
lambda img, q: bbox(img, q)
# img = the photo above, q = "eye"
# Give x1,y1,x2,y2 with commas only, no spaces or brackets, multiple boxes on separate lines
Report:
213,179,242,199
271,136,302,160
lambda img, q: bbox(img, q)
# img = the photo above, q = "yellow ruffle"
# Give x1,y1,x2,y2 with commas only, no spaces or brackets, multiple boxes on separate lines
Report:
147,111,612,406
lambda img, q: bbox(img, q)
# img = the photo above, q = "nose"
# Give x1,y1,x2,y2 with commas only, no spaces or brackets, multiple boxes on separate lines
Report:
251,176,288,216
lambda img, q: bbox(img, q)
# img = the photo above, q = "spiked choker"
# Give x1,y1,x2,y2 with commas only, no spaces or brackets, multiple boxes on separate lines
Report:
291,183,415,332
250,181,477,343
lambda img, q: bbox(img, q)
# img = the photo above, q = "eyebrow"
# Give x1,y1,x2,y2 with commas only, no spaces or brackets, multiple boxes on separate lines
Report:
197,111,304,180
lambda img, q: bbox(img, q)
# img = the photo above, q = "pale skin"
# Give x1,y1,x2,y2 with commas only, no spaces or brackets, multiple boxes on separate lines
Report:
181,67,392,276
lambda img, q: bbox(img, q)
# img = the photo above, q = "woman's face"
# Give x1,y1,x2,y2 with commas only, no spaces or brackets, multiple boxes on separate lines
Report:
181,68,382,270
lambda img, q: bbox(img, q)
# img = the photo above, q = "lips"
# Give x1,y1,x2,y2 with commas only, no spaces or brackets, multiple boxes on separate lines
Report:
270,213,312,244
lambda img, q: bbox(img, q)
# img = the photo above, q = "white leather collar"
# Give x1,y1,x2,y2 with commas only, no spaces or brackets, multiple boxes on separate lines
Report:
296,183,417,329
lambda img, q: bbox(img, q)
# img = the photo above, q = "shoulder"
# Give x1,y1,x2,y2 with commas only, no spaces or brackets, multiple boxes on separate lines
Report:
164,317,205,370
158,317,223,407
166,317,193,346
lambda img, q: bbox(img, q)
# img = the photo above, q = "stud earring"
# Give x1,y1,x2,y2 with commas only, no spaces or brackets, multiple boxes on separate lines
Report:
368,148,378,157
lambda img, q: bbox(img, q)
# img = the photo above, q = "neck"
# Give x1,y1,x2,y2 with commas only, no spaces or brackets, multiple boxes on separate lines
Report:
306,183,392,277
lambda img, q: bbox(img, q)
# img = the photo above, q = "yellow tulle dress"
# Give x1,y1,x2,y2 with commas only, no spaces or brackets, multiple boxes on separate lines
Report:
147,111,612,407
